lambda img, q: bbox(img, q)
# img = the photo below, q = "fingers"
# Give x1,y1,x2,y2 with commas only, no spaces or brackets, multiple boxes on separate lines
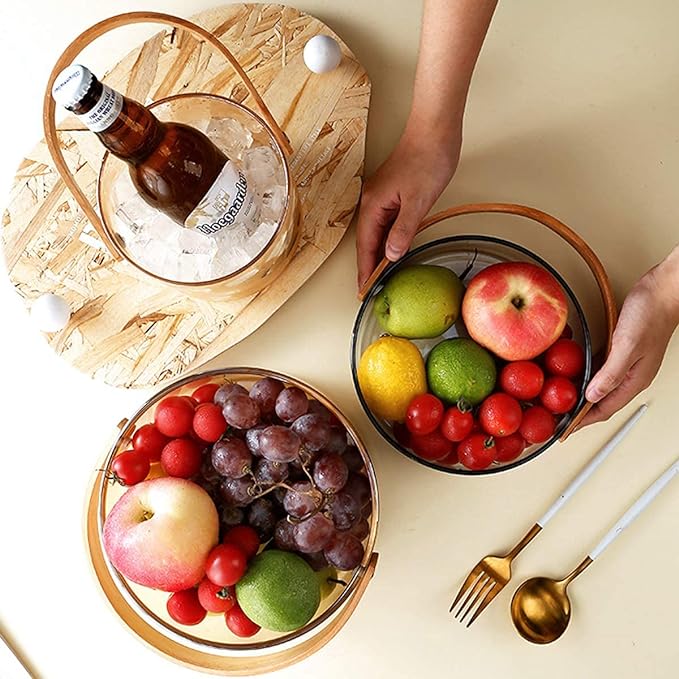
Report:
579,377,641,427
355,188,426,289
355,194,396,289
578,357,656,427
585,337,637,402
384,198,428,262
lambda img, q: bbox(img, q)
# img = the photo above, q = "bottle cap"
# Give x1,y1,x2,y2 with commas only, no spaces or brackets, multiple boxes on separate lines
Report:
52,64,95,109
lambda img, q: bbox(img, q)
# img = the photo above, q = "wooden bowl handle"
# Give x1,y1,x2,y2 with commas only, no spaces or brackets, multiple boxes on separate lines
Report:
43,11,293,261
357,202,617,440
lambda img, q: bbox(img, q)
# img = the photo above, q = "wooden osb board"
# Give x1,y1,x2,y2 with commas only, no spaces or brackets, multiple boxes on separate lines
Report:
1,4,370,388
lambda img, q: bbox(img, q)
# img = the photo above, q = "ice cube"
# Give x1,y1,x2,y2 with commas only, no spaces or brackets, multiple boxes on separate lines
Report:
242,146,285,189
247,221,277,257
176,228,218,257
131,238,174,276
174,250,215,282
206,117,254,160
261,184,287,223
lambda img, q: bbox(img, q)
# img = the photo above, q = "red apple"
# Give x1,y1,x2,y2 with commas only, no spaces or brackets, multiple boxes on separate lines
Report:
103,477,219,592
461,262,568,360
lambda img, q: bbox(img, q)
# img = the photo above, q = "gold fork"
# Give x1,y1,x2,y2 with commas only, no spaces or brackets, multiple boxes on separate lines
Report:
450,404,647,627
450,524,542,626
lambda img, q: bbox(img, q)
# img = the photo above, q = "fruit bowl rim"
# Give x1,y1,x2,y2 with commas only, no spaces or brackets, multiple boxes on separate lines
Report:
92,366,379,652
350,233,593,476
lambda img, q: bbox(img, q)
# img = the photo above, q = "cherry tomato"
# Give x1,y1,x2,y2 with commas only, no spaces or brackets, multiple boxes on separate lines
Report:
544,339,585,378
519,406,556,444
111,450,150,485
205,544,248,587
540,376,578,414
193,403,228,442
479,393,523,437
405,394,444,435
197,578,235,613
132,424,169,463
410,429,455,461
155,396,195,438
191,383,220,404
393,422,412,449
457,434,496,470
226,604,260,637
437,445,459,467
559,323,573,340
160,438,203,478
493,432,526,462
499,361,545,401
440,405,474,442
166,589,207,625
223,525,260,560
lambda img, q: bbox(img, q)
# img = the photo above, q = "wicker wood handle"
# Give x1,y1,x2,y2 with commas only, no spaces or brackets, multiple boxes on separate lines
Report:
357,202,617,440
85,468,378,675
43,11,293,260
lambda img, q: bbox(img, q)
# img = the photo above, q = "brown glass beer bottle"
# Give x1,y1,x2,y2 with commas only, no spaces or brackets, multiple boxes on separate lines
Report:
51,64,258,235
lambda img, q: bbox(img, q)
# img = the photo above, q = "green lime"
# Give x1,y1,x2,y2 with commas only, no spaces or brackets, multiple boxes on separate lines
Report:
235,550,320,633
426,338,497,405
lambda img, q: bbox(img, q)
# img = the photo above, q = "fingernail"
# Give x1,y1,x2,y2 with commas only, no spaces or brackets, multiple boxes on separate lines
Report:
586,383,602,402
385,244,401,261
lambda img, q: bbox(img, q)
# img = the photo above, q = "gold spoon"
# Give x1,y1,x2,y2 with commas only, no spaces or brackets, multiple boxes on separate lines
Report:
511,457,679,644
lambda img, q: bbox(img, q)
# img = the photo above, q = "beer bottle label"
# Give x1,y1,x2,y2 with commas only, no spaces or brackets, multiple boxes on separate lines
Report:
77,85,123,133
184,161,259,235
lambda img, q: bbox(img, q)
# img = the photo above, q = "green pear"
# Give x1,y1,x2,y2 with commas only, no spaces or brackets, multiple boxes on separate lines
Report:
373,265,464,338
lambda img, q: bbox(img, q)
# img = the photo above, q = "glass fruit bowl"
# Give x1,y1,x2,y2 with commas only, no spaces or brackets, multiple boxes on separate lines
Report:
351,235,593,476
86,368,378,673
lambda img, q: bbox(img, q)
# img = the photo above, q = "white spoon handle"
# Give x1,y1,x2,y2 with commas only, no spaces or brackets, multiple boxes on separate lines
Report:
588,458,679,560
537,404,647,528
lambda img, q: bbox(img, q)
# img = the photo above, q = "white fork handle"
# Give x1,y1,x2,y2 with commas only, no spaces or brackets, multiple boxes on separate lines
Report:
588,458,679,560
537,404,647,528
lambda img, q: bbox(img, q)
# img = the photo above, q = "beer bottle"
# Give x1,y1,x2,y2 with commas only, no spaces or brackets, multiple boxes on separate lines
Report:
51,64,258,235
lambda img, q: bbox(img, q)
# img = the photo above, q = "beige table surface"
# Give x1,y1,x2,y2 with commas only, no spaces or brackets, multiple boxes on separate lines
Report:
1,1,678,678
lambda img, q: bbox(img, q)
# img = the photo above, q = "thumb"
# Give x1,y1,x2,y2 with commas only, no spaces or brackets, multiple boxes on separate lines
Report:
585,344,635,402
384,198,427,261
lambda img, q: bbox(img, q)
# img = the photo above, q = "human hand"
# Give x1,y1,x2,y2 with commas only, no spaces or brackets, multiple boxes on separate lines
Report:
355,122,461,289
580,260,679,426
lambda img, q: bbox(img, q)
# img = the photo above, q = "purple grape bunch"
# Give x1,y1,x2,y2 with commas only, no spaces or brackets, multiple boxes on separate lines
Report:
193,376,373,573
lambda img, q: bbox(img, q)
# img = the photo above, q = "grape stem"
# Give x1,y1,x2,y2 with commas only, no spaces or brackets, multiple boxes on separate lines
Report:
225,442,332,523
101,470,126,486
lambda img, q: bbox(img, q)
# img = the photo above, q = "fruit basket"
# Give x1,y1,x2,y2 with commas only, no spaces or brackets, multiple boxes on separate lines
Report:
86,367,378,674
352,203,617,476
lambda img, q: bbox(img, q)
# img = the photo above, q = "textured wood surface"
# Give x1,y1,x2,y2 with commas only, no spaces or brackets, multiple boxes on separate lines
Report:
1,4,370,388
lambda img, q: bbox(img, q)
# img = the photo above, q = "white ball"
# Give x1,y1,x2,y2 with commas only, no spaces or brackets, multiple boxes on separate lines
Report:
303,35,342,74
30,293,71,332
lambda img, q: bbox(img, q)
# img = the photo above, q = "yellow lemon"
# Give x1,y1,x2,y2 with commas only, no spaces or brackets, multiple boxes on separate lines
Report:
357,336,427,422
